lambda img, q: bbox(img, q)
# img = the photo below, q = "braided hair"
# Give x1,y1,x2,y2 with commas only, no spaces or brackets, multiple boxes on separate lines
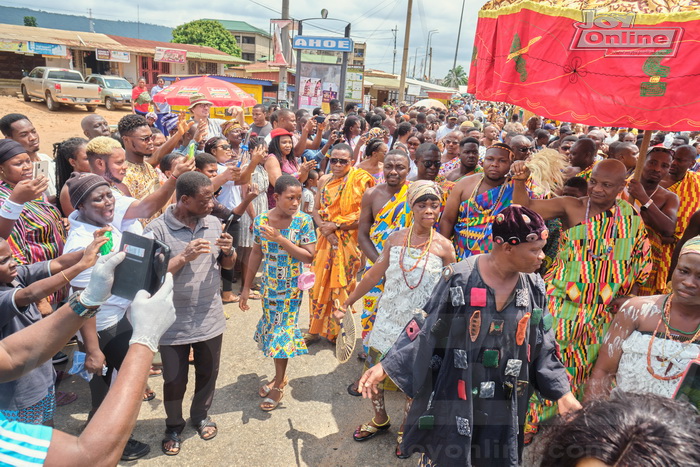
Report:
53,137,88,211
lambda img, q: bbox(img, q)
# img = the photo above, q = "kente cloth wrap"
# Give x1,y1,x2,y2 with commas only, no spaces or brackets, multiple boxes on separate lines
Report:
645,172,700,291
526,199,651,434
309,168,375,340
438,156,460,177
253,211,316,358
576,163,596,181
360,183,412,352
453,179,514,260
381,256,570,467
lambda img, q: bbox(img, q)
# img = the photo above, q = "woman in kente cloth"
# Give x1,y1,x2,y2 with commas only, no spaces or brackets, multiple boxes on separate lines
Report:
337,181,456,457
358,205,581,467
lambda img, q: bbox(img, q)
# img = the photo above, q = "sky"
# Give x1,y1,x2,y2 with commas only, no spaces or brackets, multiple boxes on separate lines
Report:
0,0,484,80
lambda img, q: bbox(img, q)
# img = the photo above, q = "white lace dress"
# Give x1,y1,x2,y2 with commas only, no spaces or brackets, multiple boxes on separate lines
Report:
615,330,700,398
366,246,443,355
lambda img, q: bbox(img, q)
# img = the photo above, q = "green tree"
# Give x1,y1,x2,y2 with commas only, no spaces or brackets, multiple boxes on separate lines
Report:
172,20,241,57
24,16,37,27
443,65,468,88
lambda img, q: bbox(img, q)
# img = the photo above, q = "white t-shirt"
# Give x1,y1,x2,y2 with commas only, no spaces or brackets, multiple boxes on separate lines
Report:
215,163,242,210
436,124,456,140
112,188,144,235
302,187,315,213
64,212,132,331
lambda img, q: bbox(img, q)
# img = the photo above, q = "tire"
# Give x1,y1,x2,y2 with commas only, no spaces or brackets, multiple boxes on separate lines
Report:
45,91,60,111
86,105,97,112
105,97,115,111
21,86,30,102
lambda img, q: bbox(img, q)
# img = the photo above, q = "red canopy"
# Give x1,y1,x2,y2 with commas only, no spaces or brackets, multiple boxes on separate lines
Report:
152,76,257,108
468,0,700,130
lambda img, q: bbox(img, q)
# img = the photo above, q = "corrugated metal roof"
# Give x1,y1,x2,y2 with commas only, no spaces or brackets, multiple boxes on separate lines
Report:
0,23,128,51
209,19,270,38
107,35,248,64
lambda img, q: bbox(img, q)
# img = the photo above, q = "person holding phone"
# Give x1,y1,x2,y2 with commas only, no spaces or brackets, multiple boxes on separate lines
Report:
63,172,152,460
587,235,700,401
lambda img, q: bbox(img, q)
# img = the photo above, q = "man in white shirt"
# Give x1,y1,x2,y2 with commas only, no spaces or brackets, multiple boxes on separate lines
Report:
436,113,459,140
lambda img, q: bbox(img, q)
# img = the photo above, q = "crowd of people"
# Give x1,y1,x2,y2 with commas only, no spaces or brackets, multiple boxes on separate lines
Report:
0,88,699,466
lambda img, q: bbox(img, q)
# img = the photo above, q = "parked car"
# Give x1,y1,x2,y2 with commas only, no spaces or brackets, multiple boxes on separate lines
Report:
20,67,101,112
85,74,133,111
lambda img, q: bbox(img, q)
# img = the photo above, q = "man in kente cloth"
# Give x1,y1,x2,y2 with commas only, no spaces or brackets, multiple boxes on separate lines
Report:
306,144,375,344
357,150,412,360
440,144,515,260
661,145,700,282
359,205,581,466
510,159,651,437
625,146,678,295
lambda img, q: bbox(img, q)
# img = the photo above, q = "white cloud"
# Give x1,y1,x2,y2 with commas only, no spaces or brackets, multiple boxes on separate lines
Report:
5,0,483,79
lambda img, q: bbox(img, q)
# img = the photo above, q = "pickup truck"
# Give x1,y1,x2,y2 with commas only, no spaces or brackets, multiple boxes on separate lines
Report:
85,74,133,110
21,67,102,112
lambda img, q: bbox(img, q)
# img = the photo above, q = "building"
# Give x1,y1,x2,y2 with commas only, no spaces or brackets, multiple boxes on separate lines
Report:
0,23,247,86
350,42,366,67
211,20,271,63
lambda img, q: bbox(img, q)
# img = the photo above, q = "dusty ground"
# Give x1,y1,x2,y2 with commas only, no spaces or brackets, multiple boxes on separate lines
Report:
0,95,129,152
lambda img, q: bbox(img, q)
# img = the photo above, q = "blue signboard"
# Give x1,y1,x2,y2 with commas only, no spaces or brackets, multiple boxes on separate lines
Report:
292,36,353,52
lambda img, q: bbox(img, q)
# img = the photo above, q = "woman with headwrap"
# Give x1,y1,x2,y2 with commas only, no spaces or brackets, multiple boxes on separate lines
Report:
587,235,700,401
336,180,456,455
0,139,66,285
221,121,244,159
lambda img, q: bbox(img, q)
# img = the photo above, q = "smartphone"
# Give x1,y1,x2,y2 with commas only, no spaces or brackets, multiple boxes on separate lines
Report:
315,115,325,124
674,360,700,410
32,160,50,180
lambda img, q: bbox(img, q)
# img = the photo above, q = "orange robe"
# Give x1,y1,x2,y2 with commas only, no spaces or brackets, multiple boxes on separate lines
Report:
309,168,375,340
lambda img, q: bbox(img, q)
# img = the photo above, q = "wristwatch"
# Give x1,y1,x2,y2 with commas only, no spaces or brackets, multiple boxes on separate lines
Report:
640,198,654,211
335,222,342,230
67,291,100,319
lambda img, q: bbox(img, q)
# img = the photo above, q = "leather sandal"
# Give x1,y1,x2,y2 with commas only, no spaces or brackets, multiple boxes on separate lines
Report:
161,430,181,456
195,417,218,440
395,431,410,458
353,417,391,442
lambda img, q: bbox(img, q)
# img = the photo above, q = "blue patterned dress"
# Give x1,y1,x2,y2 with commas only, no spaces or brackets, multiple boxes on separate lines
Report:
253,211,317,358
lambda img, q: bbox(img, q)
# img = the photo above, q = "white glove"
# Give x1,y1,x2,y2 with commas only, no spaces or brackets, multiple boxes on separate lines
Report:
128,273,176,352
81,251,126,307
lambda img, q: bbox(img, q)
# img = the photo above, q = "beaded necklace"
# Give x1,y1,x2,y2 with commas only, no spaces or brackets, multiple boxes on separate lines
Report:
399,224,434,290
463,175,508,252
646,294,700,381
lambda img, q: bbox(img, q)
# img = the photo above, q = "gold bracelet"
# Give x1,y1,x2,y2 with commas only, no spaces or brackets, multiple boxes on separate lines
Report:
60,271,70,283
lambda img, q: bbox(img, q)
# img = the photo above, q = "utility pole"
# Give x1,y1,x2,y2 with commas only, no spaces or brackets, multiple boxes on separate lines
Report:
428,47,433,81
88,9,95,33
398,0,412,102
279,0,289,105
453,0,466,71
423,29,437,80
391,26,398,74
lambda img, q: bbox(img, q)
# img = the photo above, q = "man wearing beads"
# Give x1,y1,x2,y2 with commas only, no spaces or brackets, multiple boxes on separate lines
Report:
440,144,515,259
511,159,651,437
625,146,678,295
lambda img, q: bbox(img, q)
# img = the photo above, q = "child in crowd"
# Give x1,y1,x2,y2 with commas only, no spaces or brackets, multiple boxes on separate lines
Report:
302,169,318,215
239,175,317,411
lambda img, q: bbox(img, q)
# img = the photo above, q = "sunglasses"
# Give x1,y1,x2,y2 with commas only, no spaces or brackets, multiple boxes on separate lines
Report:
130,134,155,142
422,160,442,169
215,144,232,150
329,158,350,166
444,140,460,145
560,145,573,151
328,119,339,122
517,146,534,153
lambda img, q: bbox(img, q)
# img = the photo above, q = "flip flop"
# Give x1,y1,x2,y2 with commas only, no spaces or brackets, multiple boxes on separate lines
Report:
149,366,162,377
353,418,391,442
143,389,156,402
55,391,77,406
248,290,262,300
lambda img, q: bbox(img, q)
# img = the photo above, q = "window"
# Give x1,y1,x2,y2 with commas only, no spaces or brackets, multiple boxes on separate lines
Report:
240,36,255,45
241,53,255,62
187,61,218,75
